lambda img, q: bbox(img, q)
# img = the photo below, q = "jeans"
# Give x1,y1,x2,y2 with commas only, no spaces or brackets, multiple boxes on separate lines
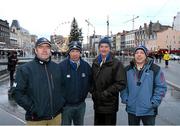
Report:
62,102,86,125
128,113,156,126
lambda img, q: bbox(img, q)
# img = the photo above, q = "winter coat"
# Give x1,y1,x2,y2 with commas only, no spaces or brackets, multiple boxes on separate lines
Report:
121,58,167,116
13,57,65,121
91,53,126,113
163,53,170,61
59,57,91,105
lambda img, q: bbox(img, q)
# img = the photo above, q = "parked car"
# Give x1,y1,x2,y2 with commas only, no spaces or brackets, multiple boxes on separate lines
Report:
170,54,180,60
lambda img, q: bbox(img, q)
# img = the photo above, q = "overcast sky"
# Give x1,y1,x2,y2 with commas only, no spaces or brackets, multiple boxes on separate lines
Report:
1,0,180,42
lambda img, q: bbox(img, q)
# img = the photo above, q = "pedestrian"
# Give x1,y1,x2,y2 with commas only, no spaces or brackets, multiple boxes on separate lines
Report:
158,53,163,63
163,51,170,68
59,41,91,125
7,50,18,88
12,37,65,125
91,37,126,125
121,45,167,126
154,53,159,63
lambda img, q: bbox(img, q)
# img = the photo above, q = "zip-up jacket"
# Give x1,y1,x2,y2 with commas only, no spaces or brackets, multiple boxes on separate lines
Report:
13,57,65,121
121,58,167,116
163,53,170,61
59,57,91,106
92,53,126,113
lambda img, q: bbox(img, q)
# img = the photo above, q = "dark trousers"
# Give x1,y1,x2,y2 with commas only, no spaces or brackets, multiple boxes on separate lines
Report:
10,70,15,87
128,113,156,126
94,112,117,125
165,60,169,67
62,102,86,125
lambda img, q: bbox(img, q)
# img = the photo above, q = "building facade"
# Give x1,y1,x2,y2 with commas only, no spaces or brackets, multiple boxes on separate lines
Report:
10,20,31,56
147,27,180,51
173,12,180,31
0,19,10,48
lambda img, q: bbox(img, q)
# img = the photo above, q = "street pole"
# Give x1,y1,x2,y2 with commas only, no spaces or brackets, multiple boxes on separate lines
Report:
107,15,109,37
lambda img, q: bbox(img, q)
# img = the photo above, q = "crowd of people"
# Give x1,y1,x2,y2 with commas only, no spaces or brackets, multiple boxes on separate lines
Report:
10,37,167,126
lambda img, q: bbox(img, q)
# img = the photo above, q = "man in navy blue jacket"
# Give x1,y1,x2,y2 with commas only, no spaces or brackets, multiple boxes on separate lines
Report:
13,37,65,125
121,45,167,125
59,41,91,125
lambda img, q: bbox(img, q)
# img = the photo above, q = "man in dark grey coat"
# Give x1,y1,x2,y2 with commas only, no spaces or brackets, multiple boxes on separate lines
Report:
91,37,126,125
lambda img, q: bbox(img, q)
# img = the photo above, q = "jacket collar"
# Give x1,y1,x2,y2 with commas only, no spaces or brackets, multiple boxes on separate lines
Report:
94,52,113,67
68,57,81,70
130,57,154,70
97,53,110,65
34,56,51,65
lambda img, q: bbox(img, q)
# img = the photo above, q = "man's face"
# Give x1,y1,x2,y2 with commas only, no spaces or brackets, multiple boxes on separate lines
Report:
99,43,110,58
69,49,81,61
134,49,146,64
35,43,51,61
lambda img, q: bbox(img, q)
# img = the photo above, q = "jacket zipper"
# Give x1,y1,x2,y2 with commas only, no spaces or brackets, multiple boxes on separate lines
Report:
51,74,54,90
45,64,53,118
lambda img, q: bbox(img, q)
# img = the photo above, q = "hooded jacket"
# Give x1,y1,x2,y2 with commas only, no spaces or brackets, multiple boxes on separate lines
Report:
121,58,167,116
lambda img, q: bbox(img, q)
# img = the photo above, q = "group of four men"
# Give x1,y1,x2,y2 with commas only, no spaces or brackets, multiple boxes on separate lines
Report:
12,37,167,125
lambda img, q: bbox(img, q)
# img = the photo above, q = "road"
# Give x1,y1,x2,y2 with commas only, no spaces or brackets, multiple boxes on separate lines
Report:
157,60,180,90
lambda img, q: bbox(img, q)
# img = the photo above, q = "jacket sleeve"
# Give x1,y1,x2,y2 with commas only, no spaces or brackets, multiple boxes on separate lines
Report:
13,66,34,112
120,87,128,104
151,69,167,108
88,65,93,93
104,61,127,97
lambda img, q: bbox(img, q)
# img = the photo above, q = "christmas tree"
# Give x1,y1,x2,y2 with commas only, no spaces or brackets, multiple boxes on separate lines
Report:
69,17,83,43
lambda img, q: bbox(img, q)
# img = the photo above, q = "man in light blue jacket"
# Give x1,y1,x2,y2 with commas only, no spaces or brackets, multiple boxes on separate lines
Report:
121,45,167,126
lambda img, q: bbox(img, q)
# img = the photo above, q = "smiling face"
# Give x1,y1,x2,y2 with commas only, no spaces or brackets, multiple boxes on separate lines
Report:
35,43,51,61
99,43,110,58
134,49,147,65
69,49,81,61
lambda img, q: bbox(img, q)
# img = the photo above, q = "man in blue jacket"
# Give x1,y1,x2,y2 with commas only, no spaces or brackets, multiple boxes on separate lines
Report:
121,45,167,125
59,41,91,125
13,37,65,125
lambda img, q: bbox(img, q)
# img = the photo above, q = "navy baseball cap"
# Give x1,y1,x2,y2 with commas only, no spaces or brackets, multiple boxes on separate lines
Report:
68,41,82,52
35,37,51,47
